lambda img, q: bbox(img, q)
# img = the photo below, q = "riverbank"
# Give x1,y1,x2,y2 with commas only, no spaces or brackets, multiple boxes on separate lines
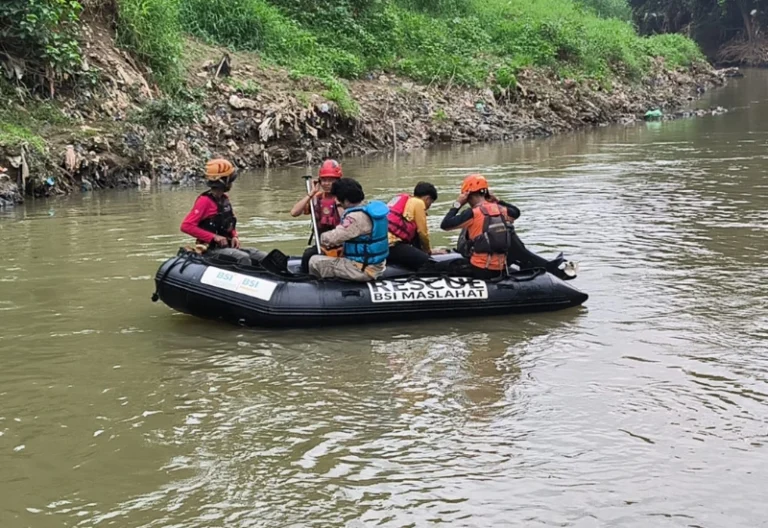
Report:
0,24,734,207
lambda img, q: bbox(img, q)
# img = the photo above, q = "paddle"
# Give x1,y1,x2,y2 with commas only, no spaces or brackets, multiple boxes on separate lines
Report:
303,175,323,254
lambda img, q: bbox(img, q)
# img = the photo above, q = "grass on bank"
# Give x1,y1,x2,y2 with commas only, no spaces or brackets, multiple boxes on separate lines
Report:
0,79,89,154
0,121,47,154
0,0,708,136
1,102,61,155
112,0,705,95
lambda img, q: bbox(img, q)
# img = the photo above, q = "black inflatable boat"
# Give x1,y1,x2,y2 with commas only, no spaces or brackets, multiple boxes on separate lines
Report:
152,249,588,328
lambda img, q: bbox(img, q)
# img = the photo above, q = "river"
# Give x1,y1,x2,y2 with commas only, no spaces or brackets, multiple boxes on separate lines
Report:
1,70,767,528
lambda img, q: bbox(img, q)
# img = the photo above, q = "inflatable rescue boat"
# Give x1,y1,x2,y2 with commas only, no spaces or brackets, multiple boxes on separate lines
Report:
152,249,588,328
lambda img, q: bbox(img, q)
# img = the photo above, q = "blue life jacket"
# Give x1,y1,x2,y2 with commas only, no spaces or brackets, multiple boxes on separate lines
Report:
342,201,390,266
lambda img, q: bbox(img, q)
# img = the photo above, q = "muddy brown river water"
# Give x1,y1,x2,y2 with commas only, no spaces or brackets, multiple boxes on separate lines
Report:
1,70,767,528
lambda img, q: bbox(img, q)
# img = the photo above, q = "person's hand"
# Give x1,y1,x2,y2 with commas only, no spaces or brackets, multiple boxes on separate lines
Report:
230,236,241,249
310,181,321,197
431,248,448,255
456,193,469,206
212,235,229,247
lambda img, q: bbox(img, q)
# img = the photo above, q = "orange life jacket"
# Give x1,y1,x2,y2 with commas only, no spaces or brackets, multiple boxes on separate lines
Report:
466,202,511,271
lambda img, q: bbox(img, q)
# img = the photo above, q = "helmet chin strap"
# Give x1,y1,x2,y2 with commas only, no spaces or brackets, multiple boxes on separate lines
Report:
207,174,235,191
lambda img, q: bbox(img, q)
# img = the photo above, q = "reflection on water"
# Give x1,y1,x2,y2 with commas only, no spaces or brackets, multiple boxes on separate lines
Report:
1,71,768,527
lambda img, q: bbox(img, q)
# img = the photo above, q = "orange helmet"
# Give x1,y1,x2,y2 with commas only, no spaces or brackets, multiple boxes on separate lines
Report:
318,159,343,179
205,158,238,188
461,173,489,194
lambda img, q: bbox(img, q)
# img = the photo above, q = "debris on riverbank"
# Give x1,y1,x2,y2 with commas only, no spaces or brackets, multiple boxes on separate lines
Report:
0,29,734,205
0,167,21,207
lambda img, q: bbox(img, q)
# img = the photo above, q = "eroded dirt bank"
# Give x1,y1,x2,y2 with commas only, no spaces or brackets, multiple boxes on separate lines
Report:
0,29,738,207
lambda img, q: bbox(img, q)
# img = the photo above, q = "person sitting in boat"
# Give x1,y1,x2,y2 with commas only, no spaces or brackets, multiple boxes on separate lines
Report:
386,181,447,271
308,177,389,282
439,174,515,280
442,174,576,280
180,158,267,265
290,159,344,273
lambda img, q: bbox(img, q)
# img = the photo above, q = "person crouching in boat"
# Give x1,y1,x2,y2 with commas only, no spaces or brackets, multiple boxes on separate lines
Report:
386,181,447,271
308,178,389,282
440,174,514,280
180,158,267,265
290,159,344,273
442,174,577,280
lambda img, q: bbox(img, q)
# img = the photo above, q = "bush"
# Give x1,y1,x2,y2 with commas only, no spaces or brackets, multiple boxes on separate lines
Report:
641,33,706,69
395,0,470,15
322,78,359,117
0,0,84,86
116,0,184,89
576,0,632,21
180,0,316,60
133,97,203,127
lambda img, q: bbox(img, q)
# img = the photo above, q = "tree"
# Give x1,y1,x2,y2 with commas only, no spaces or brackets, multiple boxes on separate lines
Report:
630,0,768,63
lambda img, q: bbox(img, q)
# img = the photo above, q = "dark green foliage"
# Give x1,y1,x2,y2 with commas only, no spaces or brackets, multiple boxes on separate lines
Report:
629,0,767,60
0,0,84,84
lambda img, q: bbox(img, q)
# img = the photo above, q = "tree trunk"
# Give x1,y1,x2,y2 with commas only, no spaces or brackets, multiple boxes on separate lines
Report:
735,0,755,42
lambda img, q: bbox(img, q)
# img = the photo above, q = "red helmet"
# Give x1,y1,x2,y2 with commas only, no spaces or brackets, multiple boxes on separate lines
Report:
318,159,343,179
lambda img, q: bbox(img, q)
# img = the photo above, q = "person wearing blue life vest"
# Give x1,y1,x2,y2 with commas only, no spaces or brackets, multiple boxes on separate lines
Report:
308,178,389,282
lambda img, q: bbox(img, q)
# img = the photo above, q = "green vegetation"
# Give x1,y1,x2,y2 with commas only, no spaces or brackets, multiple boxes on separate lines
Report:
116,0,185,89
0,122,47,154
174,0,703,87
0,0,707,100
0,0,84,87
433,108,449,121
228,78,262,96
629,0,767,64
577,0,632,21
131,95,204,127
0,103,62,154
321,78,360,117
0,79,72,153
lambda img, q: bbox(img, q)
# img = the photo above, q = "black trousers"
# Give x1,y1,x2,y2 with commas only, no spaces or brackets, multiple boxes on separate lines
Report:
449,228,558,279
387,242,431,271
507,229,552,270
301,246,319,273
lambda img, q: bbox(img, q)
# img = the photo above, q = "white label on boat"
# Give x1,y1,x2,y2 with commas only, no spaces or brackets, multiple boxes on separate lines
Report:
200,267,278,302
367,278,488,303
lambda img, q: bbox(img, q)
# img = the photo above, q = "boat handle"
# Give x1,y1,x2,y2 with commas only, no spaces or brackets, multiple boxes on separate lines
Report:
341,290,362,298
